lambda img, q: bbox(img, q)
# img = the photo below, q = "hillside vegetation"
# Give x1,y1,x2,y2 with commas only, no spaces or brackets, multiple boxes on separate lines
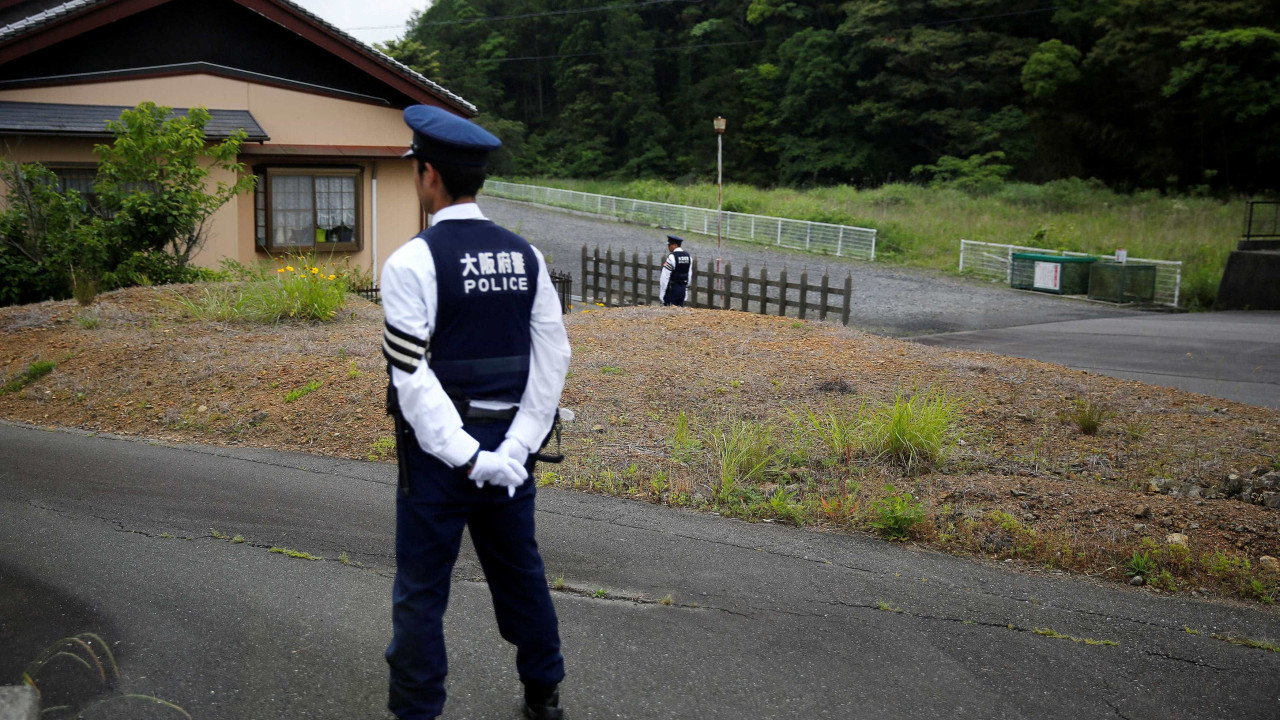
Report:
385,1,1280,191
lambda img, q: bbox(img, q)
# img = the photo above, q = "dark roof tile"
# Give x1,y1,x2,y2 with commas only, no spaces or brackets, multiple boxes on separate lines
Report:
0,100,270,140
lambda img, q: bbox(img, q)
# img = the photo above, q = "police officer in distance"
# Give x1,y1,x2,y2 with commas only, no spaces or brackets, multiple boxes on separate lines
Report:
659,235,693,306
380,105,571,720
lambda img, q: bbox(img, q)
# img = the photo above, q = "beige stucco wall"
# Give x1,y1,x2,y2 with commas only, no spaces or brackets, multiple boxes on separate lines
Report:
0,74,427,279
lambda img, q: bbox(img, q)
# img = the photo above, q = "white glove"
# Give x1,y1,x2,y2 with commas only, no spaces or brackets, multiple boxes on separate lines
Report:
497,437,531,467
468,450,528,497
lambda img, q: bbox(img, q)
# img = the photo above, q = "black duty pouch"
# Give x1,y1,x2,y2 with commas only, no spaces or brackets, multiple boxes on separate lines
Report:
531,409,566,464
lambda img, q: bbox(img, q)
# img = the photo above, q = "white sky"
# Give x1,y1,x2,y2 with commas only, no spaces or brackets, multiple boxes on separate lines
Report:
291,0,428,47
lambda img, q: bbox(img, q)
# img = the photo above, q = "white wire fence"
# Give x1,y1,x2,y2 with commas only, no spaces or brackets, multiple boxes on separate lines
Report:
958,239,1182,307
484,180,878,261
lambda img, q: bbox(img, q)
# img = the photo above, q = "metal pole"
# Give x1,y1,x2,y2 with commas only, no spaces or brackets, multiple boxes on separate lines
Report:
716,131,723,306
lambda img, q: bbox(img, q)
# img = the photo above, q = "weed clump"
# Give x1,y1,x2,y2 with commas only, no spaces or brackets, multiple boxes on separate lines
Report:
2,359,55,394
1058,399,1113,435
865,391,962,472
869,485,925,540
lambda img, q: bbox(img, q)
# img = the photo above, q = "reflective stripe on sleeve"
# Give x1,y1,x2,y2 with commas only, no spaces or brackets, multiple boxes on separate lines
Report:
382,322,428,374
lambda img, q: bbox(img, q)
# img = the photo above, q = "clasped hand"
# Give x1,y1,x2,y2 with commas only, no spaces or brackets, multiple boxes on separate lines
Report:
468,440,530,497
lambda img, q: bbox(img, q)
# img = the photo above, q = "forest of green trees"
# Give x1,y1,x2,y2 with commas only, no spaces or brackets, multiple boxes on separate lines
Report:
380,0,1280,192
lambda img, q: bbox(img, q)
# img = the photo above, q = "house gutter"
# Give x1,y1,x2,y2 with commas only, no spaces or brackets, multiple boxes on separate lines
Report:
371,161,379,286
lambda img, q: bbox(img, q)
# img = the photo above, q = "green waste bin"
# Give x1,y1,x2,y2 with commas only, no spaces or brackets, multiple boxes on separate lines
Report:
1010,253,1097,295
1088,262,1156,303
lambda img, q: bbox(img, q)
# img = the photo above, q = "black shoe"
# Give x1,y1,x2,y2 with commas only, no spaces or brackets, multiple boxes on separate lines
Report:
522,684,564,720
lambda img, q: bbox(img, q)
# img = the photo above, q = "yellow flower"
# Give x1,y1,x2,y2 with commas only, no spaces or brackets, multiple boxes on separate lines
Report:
286,265,295,271
328,274,336,280
311,267,318,274
277,268,284,273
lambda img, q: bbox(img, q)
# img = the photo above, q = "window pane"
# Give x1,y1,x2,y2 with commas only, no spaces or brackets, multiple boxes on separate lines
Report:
55,169,96,196
315,175,356,241
255,174,266,248
271,174,314,248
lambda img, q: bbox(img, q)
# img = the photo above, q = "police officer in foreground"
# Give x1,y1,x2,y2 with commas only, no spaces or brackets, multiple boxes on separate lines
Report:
381,105,571,720
659,234,693,306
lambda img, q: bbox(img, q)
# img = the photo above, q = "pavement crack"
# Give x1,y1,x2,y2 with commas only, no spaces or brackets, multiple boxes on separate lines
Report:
537,506,876,573
461,575,755,617
1104,699,1133,720
1132,649,1230,672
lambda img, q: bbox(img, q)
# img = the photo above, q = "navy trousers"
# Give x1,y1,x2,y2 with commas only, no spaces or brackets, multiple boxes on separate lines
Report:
386,420,564,719
663,283,687,306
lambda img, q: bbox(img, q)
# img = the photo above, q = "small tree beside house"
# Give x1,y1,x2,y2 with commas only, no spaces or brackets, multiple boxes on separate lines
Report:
0,101,254,306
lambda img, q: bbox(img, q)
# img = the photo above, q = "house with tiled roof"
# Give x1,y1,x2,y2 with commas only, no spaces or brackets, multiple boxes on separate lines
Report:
0,0,474,280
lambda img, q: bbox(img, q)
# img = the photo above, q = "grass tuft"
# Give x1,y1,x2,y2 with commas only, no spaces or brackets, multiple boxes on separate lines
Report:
865,390,961,472
709,420,781,502
2,359,55,394
668,410,702,464
1058,399,1113,435
284,379,322,403
1211,634,1280,653
269,547,322,561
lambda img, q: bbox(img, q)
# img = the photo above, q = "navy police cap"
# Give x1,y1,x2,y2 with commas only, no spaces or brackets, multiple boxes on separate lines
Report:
666,235,685,246
402,105,502,167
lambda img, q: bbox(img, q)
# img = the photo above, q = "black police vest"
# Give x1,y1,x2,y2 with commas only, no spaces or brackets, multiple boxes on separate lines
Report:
669,250,691,285
421,220,538,403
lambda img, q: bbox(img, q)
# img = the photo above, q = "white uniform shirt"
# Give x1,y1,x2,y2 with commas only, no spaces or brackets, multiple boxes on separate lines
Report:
659,250,694,300
381,202,571,467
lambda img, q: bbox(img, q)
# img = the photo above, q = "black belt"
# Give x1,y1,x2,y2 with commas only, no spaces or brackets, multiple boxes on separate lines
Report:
453,399,518,422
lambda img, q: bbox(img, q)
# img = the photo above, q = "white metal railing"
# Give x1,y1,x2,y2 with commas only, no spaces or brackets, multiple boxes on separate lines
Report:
484,180,877,261
958,239,1182,307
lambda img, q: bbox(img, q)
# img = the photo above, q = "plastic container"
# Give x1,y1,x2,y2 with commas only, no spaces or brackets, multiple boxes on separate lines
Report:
1088,262,1156,303
1010,253,1097,295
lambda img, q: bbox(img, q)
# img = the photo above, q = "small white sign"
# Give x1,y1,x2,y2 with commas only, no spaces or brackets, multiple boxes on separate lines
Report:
1033,261,1061,291
1116,248,1128,264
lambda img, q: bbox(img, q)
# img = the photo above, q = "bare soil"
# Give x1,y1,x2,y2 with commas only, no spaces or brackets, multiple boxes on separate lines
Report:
2,285,1278,603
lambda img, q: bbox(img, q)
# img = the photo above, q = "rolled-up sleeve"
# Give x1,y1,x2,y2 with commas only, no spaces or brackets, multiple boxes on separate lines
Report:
506,247,571,451
382,243,479,467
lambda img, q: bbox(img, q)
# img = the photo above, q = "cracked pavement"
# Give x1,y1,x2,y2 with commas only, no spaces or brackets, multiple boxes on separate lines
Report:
2,421,1278,719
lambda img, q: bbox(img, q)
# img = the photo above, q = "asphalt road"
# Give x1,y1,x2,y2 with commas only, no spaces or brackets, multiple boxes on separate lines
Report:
3,422,1279,719
914,312,1280,411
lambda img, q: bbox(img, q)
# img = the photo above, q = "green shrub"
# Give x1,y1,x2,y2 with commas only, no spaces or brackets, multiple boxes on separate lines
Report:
911,152,1013,196
0,102,253,308
1126,551,1155,577
869,484,925,539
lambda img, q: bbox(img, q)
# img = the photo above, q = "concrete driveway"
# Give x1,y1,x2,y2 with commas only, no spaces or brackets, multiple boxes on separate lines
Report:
912,311,1280,410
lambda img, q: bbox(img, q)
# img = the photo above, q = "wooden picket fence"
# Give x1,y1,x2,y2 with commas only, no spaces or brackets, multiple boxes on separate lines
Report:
579,245,854,325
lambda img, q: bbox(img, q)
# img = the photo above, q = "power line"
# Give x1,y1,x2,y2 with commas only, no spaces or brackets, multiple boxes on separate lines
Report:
345,0,699,31
905,5,1061,28
488,39,763,64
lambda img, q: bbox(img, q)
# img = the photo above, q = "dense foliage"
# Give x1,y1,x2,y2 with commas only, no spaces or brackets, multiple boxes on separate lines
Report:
0,102,253,306
383,0,1280,191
